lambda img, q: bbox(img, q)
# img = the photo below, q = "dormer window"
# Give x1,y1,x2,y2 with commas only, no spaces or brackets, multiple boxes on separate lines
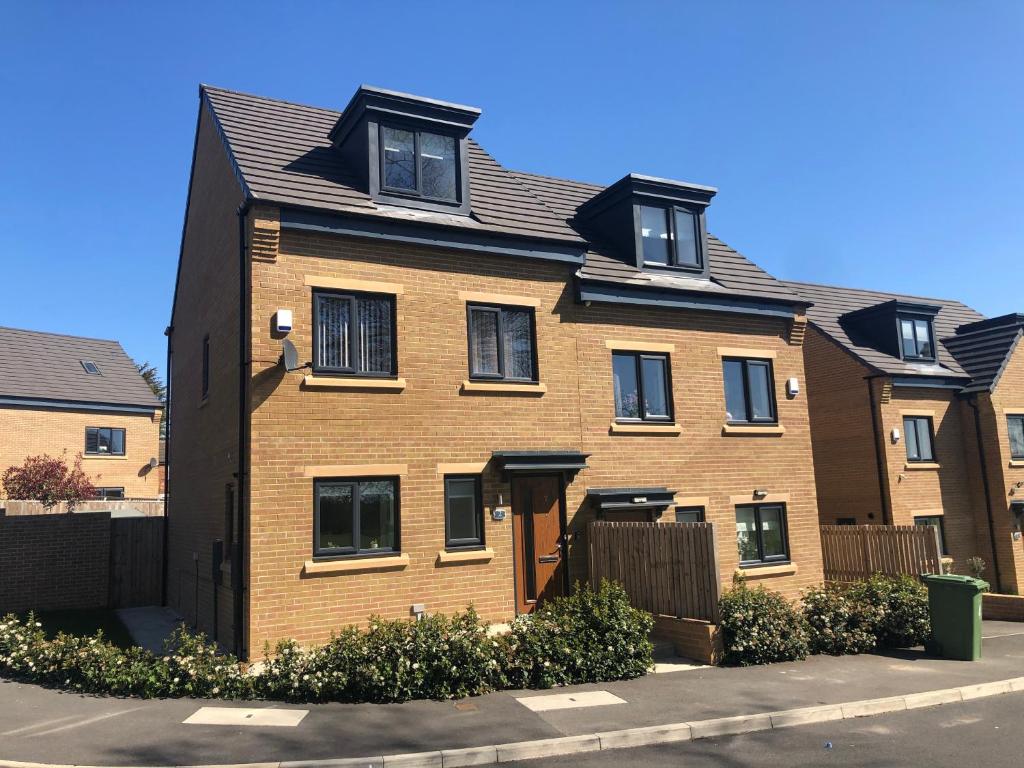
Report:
639,205,701,269
900,316,935,360
380,126,458,202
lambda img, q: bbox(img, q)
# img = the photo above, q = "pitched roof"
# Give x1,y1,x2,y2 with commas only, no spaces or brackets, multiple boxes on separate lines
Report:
943,314,1024,393
0,327,163,409
782,281,985,378
201,85,804,309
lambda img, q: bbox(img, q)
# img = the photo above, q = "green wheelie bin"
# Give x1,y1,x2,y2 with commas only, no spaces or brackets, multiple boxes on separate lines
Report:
922,574,989,661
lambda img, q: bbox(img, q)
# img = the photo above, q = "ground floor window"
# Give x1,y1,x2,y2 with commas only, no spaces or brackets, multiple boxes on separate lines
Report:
674,506,705,523
93,487,124,500
914,514,947,555
836,517,857,526
736,503,789,564
314,477,399,557
444,475,484,549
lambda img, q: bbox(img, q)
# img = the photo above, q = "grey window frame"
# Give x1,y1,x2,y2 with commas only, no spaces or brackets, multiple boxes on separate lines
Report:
466,303,539,383
379,123,462,204
674,506,705,523
914,514,947,555
312,289,398,378
903,416,936,463
85,427,126,456
201,335,210,400
723,357,778,425
637,203,704,272
612,350,675,423
313,477,401,559
736,503,790,565
1007,414,1024,460
93,487,125,500
444,474,485,550
897,315,936,361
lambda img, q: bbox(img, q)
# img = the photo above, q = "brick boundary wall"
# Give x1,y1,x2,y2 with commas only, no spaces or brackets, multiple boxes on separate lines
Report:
652,615,724,665
0,511,111,613
983,593,1024,622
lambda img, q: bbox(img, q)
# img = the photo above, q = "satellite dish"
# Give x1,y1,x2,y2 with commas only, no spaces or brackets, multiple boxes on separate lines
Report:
281,339,309,372
149,457,159,469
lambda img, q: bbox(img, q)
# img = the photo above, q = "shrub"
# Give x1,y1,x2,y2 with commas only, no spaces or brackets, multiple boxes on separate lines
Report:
1,582,652,703
498,580,653,689
967,557,986,579
2,453,95,511
847,574,930,648
802,585,880,655
718,581,809,666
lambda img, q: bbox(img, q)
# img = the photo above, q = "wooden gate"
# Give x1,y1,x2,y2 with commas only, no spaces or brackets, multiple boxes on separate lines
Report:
588,521,721,622
821,524,943,583
109,517,164,608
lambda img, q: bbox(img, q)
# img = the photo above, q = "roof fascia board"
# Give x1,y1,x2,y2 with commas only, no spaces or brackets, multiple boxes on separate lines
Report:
279,208,586,265
0,396,161,415
577,278,800,319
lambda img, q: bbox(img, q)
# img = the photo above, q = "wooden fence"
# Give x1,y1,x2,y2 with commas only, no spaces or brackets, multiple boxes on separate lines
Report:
821,524,943,583
109,517,165,608
588,521,721,623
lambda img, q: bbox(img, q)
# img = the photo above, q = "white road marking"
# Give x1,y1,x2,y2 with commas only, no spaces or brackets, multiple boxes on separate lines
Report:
515,690,626,712
30,707,144,736
983,632,1024,639
2,714,85,737
184,707,309,727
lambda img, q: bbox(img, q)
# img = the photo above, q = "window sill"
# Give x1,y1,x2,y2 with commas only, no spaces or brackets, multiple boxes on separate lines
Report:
83,455,128,461
460,380,546,395
1009,460,1024,469
303,554,410,576
721,424,786,436
904,462,941,471
303,375,406,392
609,422,682,435
436,547,494,565
737,562,797,578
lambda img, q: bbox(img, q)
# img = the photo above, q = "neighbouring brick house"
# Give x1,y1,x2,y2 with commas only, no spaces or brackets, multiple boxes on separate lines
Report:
789,282,1024,592
167,84,826,659
0,327,165,506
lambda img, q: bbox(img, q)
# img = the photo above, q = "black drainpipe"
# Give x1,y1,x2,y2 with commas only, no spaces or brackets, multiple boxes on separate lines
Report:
969,396,1003,593
866,375,892,525
161,324,173,607
233,204,250,660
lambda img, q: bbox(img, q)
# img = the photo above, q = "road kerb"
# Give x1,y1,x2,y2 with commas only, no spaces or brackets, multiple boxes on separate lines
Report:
595,723,692,750
495,735,600,763
382,752,442,768
281,759,380,768
687,713,773,739
439,746,498,768
903,688,964,709
769,704,844,729
841,695,907,718
959,680,1013,700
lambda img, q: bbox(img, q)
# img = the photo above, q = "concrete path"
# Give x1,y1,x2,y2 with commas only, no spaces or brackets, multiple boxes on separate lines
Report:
115,606,184,653
1,621,1022,767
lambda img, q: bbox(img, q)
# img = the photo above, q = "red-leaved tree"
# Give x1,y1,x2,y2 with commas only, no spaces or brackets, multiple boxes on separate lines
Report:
2,453,96,512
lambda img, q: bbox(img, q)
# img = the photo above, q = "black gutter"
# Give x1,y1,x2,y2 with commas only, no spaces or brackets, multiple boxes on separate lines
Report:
232,204,250,660
968,396,1003,593
866,374,892,525
161,324,173,607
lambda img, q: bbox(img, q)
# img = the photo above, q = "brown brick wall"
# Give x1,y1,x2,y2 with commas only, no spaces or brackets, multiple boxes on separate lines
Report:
802,327,883,525
0,405,162,500
0,512,110,612
165,102,245,647
236,223,823,654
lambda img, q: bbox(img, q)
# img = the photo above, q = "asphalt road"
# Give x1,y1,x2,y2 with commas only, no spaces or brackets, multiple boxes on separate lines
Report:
509,691,1024,767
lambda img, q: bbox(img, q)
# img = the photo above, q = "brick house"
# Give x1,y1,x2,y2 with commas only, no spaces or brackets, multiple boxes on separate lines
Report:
0,327,164,504
789,282,1024,591
167,84,825,659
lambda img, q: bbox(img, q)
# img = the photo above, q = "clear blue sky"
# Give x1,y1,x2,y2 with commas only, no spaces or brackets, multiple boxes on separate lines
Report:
2,1,1022,381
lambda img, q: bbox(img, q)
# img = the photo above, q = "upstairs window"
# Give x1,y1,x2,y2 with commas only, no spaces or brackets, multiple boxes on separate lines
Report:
81,360,101,375
723,358,777,424
381,125,458,202
314,290,396,377
467,304,537,382
86,427,125,456
903,416,935,463
1007,414,1024,460
638,205,702,270
612,351,673,422
899,317,935,360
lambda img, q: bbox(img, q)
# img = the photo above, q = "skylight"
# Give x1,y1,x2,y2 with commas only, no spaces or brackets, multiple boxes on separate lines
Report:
81,360,101,375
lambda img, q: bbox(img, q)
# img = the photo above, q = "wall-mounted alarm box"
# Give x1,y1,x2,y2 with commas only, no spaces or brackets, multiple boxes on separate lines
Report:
275,309,293,334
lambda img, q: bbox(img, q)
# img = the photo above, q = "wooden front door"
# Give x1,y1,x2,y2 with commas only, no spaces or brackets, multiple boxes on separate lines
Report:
511,474,566,614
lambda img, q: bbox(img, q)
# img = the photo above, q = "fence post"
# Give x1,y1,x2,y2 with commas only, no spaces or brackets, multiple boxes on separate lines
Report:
931,524,944,575
708,522,722,624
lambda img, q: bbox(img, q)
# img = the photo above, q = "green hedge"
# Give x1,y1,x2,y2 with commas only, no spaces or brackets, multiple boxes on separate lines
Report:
0,581,653,703
718,581,809,666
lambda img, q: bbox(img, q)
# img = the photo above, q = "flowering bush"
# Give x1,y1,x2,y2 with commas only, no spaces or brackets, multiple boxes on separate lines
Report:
2,453,96,511
0,582,652,703
718,581,809,666
802,584,881,655
846,574,930,649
